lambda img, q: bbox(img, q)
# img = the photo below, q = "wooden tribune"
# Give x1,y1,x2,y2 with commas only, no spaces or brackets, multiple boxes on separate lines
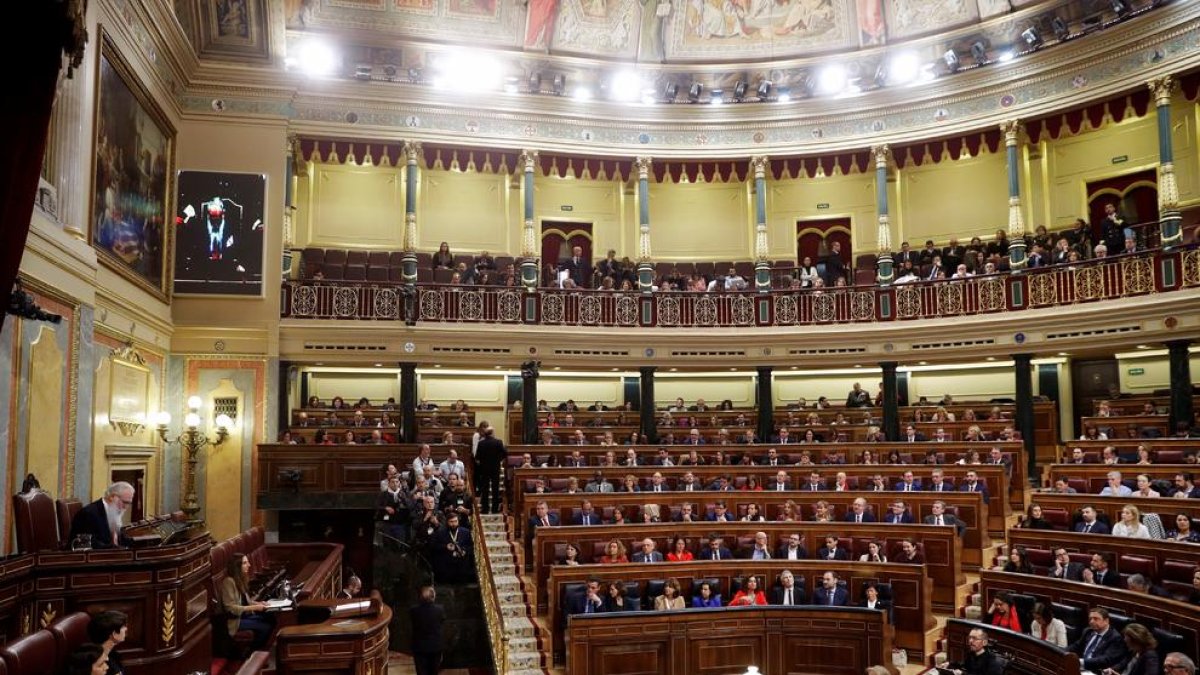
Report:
275,598,392,675
568,606,895,675
943,618,1080,675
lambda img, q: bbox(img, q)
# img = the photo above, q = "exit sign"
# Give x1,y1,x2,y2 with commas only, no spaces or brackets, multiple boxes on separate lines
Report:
816,203,830,210
1111,155,1129,164
1128,367,1144,376
560,205,574,211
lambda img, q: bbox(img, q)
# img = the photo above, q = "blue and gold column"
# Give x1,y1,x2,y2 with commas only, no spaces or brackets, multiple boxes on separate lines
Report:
401,140,421,283
1003,120,1028,270
635,156,654,293
283,135,298,275
520,150,540,291
751,155,771,292
1149,75,1182,247
873,144,893,285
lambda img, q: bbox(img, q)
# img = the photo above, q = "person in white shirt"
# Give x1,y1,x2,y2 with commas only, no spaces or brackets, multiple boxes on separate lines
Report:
1131,474,1160,498
438,449,466,480
951,264,973,279
1098,471,1132,497
412,444,439,481
1030,602,1067,648
1110,504,1151,538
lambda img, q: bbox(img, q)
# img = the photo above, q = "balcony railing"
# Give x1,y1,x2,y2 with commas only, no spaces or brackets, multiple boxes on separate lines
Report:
281,246,1199,327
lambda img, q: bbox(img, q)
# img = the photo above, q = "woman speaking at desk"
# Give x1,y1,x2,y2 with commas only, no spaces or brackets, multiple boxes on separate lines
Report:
220,553,276,651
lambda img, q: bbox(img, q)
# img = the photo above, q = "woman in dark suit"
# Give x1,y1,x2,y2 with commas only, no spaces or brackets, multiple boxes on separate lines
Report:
691,581,722,608
1103,623,1159,675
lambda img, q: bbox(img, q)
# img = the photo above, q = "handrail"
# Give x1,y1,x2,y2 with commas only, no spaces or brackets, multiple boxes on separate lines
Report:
471,508,510,674
281,245,1198,325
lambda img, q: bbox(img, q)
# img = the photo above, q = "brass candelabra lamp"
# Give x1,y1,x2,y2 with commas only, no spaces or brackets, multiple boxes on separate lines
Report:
155,396,231,520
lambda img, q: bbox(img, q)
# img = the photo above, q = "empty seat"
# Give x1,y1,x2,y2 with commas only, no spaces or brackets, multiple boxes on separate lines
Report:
1,629,58,675
48,613,90,662
854,269,876,286
323,249,347,266
345,250,368,266
321,262,344,280
1117,554,1156,585
344,265,367,281
366,266,388,282
367,251,389,268
433,269,454,284
12,489,60,553
54,499,81,546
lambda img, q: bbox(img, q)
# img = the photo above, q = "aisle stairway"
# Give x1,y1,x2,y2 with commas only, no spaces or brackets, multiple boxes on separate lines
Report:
479,514,550,674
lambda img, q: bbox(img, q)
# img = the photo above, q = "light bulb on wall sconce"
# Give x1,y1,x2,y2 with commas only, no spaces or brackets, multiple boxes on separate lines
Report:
187,396,203,410
215,414,233,429
155,411,171,426
156,396,231,521
184,413,201,428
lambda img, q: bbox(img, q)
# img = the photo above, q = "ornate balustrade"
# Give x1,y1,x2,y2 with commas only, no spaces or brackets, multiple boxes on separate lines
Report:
281,247,1198,327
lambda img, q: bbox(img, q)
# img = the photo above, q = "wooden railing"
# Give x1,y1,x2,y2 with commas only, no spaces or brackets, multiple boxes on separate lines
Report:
471,509,510,674
280,246,1198,326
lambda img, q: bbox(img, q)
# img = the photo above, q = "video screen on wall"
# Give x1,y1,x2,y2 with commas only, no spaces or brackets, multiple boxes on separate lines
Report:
173,170,266,296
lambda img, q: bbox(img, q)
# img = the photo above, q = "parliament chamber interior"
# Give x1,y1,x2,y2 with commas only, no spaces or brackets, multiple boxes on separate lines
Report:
9,0,1200,674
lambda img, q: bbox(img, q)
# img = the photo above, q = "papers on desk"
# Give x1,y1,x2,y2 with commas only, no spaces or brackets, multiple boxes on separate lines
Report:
264,599,293,611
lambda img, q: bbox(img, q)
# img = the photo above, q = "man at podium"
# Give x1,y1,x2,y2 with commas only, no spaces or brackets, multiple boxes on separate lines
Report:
69,481,134,549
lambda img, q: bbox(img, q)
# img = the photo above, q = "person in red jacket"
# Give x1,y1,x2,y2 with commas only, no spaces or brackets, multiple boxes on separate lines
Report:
988,591,1022,632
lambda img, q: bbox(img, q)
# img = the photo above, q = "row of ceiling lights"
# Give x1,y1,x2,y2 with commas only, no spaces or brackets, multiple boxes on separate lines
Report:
287,0,1150,105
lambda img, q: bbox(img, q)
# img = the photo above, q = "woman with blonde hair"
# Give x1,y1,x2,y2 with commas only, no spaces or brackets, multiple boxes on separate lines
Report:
1111,504,1152,538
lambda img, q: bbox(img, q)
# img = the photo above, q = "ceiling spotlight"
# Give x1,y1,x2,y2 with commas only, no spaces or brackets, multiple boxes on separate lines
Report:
776,87,792,103
815,64,847,95
1021,27,1043,48
641,88,656,104
609,70,642,102
552,74,566,95
733,81,747,100
997,50,1015,63
296,41,338,77
688,82,702,102
407,67,422,82
888,51,920,85
1051,16,1070,40
354,63,372,80
573,86,593,102
663,82,679,101
382,65,398,81
1111,0,1129,16
970,41,988,64
943,49,960,72
528,72,542,93
503,76,520,93
710,89,724,105
756,80,771,99
433,50,503,92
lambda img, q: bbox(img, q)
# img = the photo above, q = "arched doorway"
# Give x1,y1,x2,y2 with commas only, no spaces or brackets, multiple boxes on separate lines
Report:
1085,169,1158,243
796,218,852,270
541,221,593,286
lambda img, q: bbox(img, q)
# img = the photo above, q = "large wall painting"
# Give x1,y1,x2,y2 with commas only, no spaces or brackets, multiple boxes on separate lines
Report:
664,0,858,61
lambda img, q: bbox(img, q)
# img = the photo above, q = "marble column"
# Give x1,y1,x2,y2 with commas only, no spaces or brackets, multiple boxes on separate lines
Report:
1002,121,1028,270
881,362,899,441
1149,76,1182,247
635,157,655,293
520,150,540,290
639,366,657,443
756,366,774,443
1166,339,1194,435
401,141,421,284
283,135,298,275
400,363,417,444
43,64,87,237
751,156,771,292
521,364,539,444
873,145,893,285
1013,353,1036,483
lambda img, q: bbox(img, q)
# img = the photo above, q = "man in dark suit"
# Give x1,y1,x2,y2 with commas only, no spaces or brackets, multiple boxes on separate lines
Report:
769,470,791,492
925,469,954,493
947,627,1007,675
707,501,734,521
573,501,602,526
411,585,446,675
759,448,785,466
843,498,876,523
894,242,920,268
814,536,849,561
562,450,587,468
587,401,608,412
884,501,914,524
567,579,608,615
1089,553,1119,587
801,472,825,491
902,424,927,443
941,238,966,268
1074,506,1110,534
1068,607,1129,673
773,428,794,444
775,534,807,561
770,570,806,606
69,481,134,549
923,500,966,536
558,246,591,288
822,240,847,287
813,571,849,606
631,538,664,563
893,471,921,492
474,424,507,514
1048,548,1085,581
958,470,990,504
703,536,734,560
527,501,559,536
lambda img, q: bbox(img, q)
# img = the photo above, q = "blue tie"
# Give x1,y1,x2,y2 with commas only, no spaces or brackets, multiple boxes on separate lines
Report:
1084,632,1101,658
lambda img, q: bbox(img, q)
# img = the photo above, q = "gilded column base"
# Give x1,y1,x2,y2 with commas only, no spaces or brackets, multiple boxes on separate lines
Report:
637,262,655,294
520,258,540,291
1008,240,1028,272
755,260,771,293
876,253,894,286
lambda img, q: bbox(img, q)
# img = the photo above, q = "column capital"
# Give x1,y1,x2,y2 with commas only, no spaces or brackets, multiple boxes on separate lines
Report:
635,156,653,179
1011,353,1034,364
286,134,299,157
520,149,539,172
403,140,422,163
1165,338,1193,350
1000,120,1023,145
756,365,773,375
1147,75,1176,107
639,365,657,375
871,144,890,168
750,155,769,178
879,361,898,371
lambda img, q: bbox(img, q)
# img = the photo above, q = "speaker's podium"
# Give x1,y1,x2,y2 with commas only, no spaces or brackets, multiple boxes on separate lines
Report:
275,597,392,675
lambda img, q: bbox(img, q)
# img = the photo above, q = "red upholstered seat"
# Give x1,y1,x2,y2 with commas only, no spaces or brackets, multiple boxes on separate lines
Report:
12,489,60,553
1117,554,1157,585
1,628,59,675
54,499,82,547
48,613,90,665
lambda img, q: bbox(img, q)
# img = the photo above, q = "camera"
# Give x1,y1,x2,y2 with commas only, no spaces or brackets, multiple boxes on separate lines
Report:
7,281,61,324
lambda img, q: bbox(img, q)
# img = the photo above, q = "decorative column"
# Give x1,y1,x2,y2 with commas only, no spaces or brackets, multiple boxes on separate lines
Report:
639,366,658,443
520,149,540,290
635,157,655,293
1166,340,1194,434
881,362,900,441
400,363,418,444
1013,354,1036,484
401,141,421,283
756,366,774,444
873,145,893,285
283,135,298,275
521,363,540,444
43,62,87,238
751,156,771,292
1002,120,1028,270
1149,76,1182,247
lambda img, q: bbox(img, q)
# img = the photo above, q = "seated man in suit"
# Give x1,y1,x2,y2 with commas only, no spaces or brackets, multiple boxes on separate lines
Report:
770,569,806,606
769,470,791,492
775,533,807,560
1087,552,1119,587
813,571,849,606
69,481,135,549
703,535,733,560
707,501,734,521
1067,607,1129,673
893,470,922,493
843,497,876,523
631,537,664,563
1074,505,1110,534
774,428,794,445
528,500,559,534
958,470,989,504
923,500,966,536
814,536,849,561
568,578,608,615
895,538,924,564
585,472,613,493
573,500,602,526
760,448,786,467
801,471,825,491
926,469,954,493
884,500,914,524
902,424,927,443
1047,547,1085,581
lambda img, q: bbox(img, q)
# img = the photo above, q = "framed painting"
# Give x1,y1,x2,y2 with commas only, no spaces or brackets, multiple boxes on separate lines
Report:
90,28,175,300
173,171,267,296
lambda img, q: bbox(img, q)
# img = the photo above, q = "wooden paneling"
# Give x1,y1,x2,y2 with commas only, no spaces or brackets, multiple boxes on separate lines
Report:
943,618,1080,675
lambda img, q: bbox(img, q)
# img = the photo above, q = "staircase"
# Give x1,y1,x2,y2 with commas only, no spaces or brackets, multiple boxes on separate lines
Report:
478,514,549,674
